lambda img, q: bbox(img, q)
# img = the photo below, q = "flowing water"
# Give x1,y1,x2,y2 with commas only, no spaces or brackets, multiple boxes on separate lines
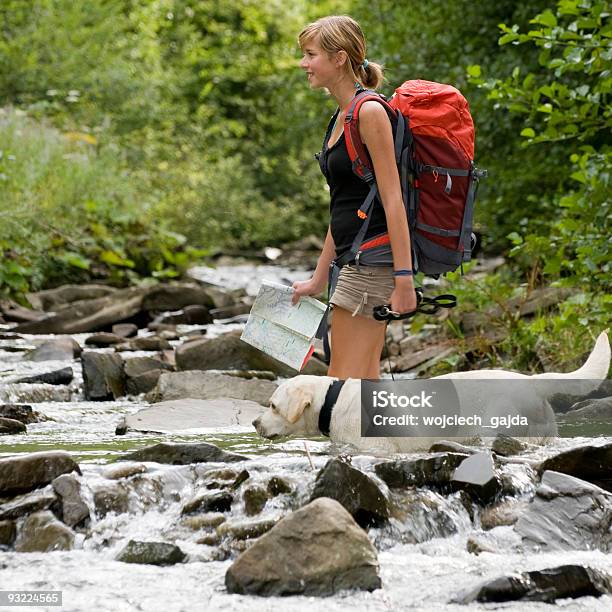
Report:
0,263,610,612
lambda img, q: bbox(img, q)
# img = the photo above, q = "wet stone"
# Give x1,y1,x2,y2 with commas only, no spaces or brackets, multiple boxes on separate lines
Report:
536,441,612,492
0,404,42,424
0,520,16,547
451,451,502,502
0,489,57,521
310,458,389,528
103,463,148,480
85,333,124,347
479,500,528,531
182,490,233,515
375,452,468,489
0,417,26,435
225,498,381,597
514,470,612,552
14,366,74,386
217,518,277,540
0,451,81,497
15,510,75,552
181,513,226,530
51,474,90,528
231,469,250,490
243,486,268,516
116,539,186,566
492,434,528,457
81,352,126,401
197,532,221,546
267,476,292,497
121,442,247,465
112,323,138,338
24,338,81,362
457,564,612,604
92,483,129,518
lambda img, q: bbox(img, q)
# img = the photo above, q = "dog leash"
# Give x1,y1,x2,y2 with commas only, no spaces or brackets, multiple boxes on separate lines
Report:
373,287,457,321
376,288,457,380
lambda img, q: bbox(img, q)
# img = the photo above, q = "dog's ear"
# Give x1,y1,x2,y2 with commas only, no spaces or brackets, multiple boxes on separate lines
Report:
285,388,313,424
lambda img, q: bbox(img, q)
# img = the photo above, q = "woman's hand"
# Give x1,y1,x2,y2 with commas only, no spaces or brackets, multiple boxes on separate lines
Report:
390,276,418,314
291,277,326,305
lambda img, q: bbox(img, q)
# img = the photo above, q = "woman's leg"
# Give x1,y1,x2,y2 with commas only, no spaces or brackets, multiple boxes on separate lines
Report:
327,306,387,379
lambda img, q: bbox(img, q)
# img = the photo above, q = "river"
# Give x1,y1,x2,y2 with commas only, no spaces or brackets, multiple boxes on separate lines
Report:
0,263,610,612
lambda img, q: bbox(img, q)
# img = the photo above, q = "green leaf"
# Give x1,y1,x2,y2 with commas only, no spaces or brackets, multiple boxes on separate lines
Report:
520,128,536,138
507,232,523,245
532,9,558,28
100,251,135,268
58,252,91,270
467,64,481,78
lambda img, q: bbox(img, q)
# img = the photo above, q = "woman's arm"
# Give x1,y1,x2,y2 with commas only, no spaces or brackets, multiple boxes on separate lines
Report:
358,101,417,314
291,225,336,304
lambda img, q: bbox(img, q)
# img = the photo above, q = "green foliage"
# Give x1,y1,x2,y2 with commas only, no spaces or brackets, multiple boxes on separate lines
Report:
469,0,611,290
0,109,203,300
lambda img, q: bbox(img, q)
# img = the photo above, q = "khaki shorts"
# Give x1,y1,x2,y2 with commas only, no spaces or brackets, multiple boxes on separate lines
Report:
330,264,395,321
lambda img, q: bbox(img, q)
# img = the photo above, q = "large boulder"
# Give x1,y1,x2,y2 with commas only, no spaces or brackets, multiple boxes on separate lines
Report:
225,497,381,596
537,441,612,492
142,283,215,312
81,352,126,400
26,284,118,311
148,371,276,405
175,332,327,376
0,452,81,496
14,286,149,334
310,459,389,528
14,510,75,552
120,442,247,464
125,398,264,433
514,470,612,552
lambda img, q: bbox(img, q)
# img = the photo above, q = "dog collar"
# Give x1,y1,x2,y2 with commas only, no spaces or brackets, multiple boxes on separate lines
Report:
318,379,344,437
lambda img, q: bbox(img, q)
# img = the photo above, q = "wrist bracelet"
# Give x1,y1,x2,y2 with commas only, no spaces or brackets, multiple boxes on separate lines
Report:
393,269,414,277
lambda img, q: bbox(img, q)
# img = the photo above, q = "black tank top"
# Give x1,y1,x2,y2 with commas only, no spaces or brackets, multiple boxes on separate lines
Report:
325,133,388,259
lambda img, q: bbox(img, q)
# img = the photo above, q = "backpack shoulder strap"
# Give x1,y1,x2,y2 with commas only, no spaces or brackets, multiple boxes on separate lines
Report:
343,90,398,182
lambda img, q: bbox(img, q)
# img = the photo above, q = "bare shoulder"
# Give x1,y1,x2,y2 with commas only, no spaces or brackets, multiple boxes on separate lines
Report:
358,99,393,146
358,99,391,125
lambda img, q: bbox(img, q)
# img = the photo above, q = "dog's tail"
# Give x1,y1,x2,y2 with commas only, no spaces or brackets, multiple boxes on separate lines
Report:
531,330,610,396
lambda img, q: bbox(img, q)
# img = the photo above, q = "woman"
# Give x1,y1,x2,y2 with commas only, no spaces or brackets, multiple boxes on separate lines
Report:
292,15,416,380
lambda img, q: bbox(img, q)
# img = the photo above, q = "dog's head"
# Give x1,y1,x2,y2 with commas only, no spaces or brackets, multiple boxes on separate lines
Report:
252,375,327,439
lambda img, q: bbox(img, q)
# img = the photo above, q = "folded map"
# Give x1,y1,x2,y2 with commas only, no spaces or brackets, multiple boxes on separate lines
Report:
240,280,327,371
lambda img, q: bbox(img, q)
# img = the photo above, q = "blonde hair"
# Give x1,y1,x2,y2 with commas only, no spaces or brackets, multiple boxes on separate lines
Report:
298,15,384,90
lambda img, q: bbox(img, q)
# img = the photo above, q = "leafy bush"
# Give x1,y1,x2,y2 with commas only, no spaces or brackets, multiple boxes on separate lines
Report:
0,109,202,300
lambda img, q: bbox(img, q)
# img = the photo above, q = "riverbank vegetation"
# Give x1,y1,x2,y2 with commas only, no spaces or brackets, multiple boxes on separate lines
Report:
1,0,609,371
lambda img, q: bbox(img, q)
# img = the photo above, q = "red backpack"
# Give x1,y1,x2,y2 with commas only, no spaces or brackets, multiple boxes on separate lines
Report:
321,80,487,276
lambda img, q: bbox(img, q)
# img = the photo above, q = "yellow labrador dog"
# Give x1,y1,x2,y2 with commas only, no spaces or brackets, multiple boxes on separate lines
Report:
252,331,610,453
